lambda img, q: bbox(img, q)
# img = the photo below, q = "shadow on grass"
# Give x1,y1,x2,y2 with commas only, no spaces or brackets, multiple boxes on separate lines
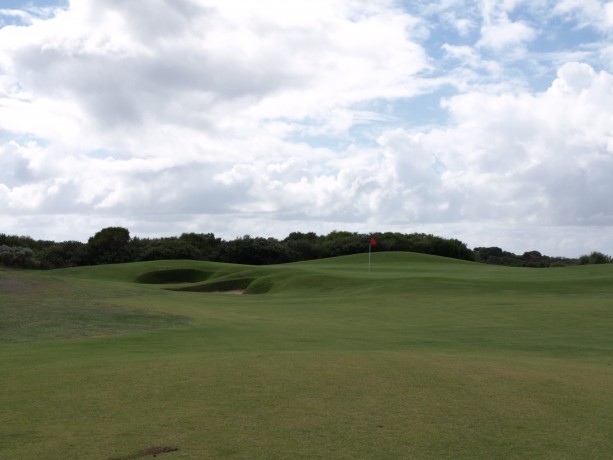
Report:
170,277,273,294
135,269,211,284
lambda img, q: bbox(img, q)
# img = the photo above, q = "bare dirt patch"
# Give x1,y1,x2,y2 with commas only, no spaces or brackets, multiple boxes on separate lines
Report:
209,289,244,295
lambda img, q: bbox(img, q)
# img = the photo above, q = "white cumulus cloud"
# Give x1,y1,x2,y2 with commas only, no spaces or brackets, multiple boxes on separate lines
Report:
1,0,613,257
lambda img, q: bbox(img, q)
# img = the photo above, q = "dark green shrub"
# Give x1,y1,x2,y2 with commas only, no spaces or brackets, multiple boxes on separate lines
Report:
0,245,39,268
579,251,612,265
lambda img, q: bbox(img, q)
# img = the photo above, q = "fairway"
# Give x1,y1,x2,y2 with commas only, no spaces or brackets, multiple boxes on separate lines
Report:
1,253,612,459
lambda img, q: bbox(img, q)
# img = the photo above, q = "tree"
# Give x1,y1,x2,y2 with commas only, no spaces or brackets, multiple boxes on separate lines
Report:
216,236,292,265
37,241,88,268
86,227,131,264
283,231,320,261
318,231,366,258
178,233,221,260
137,238,202,261
521,251,549,268
579,251,611,265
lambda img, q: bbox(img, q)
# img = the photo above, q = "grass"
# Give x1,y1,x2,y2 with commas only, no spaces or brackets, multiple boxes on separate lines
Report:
1,253,612,459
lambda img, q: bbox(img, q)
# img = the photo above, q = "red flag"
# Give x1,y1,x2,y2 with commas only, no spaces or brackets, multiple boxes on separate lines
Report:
370,237,377,246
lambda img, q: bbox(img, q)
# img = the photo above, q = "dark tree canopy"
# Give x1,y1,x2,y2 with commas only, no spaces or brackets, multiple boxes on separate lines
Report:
1,227,605,269
87,227,131,264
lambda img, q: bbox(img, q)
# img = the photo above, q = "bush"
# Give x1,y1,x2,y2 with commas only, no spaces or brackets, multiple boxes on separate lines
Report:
579,251,612,265
0,245,39,268
37,241,88,268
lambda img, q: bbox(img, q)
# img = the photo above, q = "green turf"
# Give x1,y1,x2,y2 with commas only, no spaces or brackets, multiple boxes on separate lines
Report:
1,253,612,459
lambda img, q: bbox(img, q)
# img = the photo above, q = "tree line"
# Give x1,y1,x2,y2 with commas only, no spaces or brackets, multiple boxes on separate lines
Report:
473,247,610,267
0,227,610,269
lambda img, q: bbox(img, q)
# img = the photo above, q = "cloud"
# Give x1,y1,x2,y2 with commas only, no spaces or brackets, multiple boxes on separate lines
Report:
554,0,613,31
213,61,613,237
0,0,430,142
477,1,537,51
478,18,536,50
413,62,613,228
1,1,613,257
0,0,430,212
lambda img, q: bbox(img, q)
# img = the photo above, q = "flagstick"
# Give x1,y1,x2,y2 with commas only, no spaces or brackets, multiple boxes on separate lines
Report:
368,236,377,272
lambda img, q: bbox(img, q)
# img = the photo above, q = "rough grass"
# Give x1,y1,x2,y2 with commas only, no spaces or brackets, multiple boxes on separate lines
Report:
0,269,190,343
1,254,613,459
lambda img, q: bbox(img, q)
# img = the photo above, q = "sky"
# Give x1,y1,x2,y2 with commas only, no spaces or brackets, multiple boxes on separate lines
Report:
1,0,612,257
